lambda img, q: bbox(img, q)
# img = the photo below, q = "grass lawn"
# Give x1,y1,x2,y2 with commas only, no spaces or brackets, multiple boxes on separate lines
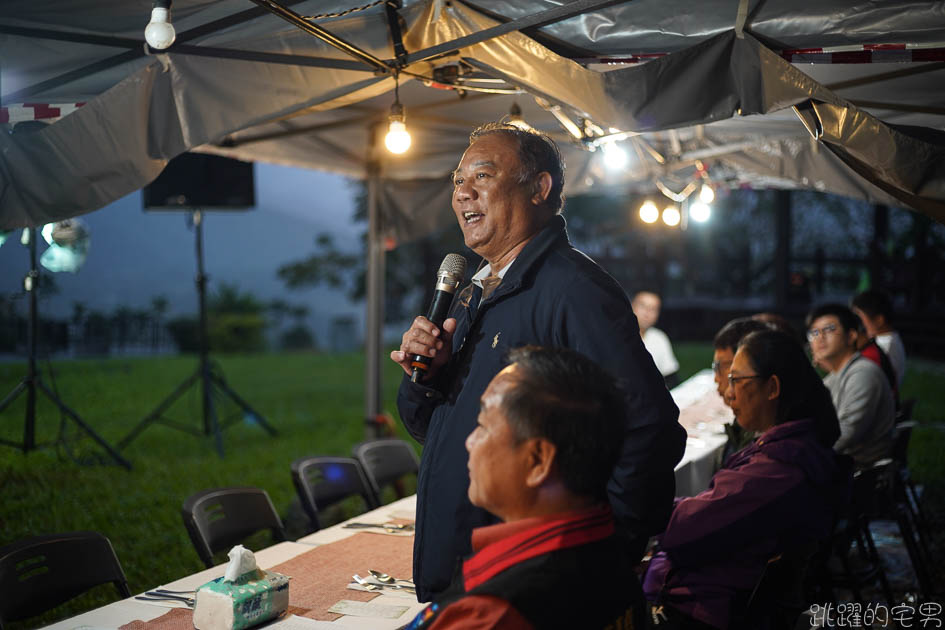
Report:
1,343,943,628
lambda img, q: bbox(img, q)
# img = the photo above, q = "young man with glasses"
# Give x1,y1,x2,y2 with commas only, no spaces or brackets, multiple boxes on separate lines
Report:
805,304,895,467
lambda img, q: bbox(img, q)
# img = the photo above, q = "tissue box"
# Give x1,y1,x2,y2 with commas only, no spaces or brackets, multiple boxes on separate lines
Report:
193,569,290,630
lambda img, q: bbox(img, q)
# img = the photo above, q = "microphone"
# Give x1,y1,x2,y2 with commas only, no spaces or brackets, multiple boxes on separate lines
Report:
411,253,467,383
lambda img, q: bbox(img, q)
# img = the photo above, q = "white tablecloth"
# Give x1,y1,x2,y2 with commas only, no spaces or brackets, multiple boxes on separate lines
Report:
41,497,425,630
671,369,733,497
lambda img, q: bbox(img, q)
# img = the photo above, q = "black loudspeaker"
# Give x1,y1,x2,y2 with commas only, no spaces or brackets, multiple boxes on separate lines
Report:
143,153,255,210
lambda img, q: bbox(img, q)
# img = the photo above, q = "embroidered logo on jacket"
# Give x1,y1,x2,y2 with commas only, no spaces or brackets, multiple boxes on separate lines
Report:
492,332,501,348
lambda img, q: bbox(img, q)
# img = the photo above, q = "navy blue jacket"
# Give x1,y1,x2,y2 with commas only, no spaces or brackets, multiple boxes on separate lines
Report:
397,215,685,601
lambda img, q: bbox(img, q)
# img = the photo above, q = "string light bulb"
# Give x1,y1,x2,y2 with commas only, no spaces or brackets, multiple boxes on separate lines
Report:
662,206,681,226
639,201,659,224
602,141,628,170
145,0,176,50
699,183,715,204
689,201,711,223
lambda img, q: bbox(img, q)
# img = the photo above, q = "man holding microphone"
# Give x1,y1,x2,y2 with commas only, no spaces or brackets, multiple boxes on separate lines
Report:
391,122,685,601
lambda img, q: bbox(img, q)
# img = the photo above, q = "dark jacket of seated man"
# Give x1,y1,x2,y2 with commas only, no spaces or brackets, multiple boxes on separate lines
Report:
405,346,644,630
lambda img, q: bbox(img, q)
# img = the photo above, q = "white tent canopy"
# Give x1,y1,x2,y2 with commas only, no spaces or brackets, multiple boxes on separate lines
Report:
3,0,945,420
2,0,945,234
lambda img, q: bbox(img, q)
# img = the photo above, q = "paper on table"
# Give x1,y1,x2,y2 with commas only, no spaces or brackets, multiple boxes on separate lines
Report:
265,615,340,629
327,600,410,619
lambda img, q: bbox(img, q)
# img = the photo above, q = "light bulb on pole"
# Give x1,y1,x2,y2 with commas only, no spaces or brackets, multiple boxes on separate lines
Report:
145,0,176,49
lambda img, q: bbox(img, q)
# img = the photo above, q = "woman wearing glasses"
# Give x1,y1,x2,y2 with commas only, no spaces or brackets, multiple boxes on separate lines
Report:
643,329,852,630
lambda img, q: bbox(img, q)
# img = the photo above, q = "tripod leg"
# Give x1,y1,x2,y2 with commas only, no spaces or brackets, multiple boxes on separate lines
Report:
118,370,200,449
210,370,277,436
0,381,30,450
35,379,132,470
0,380,28,414
202,362,225,458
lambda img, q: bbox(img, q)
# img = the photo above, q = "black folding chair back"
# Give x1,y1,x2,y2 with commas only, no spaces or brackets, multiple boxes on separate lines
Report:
291,456,379,531
182,486,287,568
863,458,934,599
809,463,895,605
0,531,131,629
733,541,818,630
352,439,420,503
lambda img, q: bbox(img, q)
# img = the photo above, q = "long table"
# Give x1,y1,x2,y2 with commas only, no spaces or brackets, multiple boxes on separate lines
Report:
42,496,425,630
670,368,733,496
41,371,730,629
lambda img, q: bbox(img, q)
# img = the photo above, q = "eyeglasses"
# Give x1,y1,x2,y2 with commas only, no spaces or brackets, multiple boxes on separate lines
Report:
806,323,839,341
727,373,763,389
711,360,731,375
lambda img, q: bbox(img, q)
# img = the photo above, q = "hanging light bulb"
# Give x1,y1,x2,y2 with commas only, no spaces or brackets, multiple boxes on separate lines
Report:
385,75,411,155
699,183,715,204
145,0,176,50
639,201,659,224
662,206,681,227
689,201,711,223
385,101,411,154
508,103,532,130
602,141,628,170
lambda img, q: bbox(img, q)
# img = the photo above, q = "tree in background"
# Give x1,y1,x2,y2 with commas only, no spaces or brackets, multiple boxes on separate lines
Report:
167,283,267,353
278,181,473,323
268,298,317,351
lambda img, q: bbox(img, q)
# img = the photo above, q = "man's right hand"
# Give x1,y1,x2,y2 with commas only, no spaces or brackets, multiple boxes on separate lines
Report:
390,316,457,380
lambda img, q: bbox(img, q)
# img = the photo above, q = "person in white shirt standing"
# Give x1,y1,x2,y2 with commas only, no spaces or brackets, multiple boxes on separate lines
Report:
632,291,680,388
851,289,907,388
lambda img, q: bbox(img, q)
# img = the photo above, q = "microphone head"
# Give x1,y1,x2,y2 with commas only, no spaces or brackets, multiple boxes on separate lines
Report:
437,253,467,282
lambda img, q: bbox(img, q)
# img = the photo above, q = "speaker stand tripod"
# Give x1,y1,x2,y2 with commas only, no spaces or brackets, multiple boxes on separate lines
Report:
0,228,132,469
118,210,276,457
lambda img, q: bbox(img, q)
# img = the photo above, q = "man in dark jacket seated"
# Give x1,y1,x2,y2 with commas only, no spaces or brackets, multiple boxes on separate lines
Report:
643,330,852,629
405,346,644,629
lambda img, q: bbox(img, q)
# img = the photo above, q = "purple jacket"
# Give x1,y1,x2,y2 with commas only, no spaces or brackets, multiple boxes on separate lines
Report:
643,418,851,629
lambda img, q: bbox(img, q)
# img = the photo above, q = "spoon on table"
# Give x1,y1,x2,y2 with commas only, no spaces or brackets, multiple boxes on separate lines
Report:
353,574,415,593
351,574,382,591
369,569,415,587
135,592,195,607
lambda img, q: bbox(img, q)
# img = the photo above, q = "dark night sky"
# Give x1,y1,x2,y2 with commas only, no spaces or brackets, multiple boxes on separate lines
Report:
0,165,364,345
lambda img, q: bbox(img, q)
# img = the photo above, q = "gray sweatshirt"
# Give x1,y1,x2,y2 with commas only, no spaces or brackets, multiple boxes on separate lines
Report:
823,353,895,466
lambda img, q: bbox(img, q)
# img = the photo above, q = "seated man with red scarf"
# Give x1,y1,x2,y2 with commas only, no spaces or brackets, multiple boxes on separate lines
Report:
405,346,644,629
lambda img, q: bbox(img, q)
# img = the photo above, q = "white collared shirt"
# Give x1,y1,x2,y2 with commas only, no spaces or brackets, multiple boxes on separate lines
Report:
471,260,515,305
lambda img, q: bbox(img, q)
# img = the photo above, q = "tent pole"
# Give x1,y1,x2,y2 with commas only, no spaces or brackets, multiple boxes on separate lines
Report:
364,156,385,439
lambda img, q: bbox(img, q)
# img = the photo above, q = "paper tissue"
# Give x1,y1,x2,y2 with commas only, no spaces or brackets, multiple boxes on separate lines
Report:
192,545,290,630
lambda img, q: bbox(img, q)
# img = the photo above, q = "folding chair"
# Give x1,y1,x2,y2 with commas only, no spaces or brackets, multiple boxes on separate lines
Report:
182,486,287,568
732,541,818,630
863,458,934,599
0,531,131,629
352,438,420,504
891,421,932,559
291,456,379,531
809,464,895,605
